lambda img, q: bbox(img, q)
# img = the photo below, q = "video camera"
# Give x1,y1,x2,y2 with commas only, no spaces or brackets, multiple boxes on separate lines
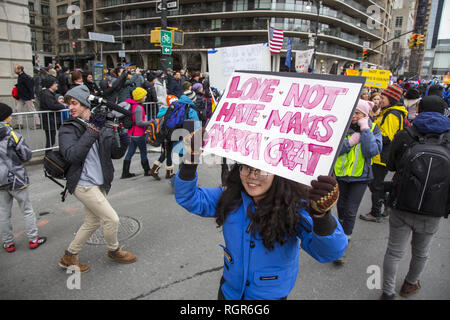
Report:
87,95,133,146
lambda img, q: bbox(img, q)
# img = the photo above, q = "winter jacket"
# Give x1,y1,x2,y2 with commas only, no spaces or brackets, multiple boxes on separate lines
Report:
167,77,183,98
335,121,382,183
99,71,127,104
125,98,151,137
16,72,35,101
372,105,408,166
154,78,167,108
57,72,71,96
174,164,348,300
0,123,32,190
58,117,129,195
39,89,66,130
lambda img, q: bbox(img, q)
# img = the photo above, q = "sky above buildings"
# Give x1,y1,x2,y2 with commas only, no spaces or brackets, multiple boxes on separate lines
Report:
438,0,449,39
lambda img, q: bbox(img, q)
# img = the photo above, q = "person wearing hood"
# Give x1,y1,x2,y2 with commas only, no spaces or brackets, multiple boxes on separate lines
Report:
333,99,382,264
360,84,407,223
380,95,450,300
404,88,421,122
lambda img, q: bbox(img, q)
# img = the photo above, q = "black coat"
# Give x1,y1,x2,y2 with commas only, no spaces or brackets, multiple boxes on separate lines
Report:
39,89,66,130
58,118,129,194
17,72,35,100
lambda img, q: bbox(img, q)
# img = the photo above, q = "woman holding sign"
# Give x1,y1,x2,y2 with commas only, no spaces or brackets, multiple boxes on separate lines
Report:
174,130,348,300
333,100,383,264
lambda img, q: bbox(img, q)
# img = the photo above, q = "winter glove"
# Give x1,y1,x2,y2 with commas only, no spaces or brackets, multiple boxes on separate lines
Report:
309,175,339,215
183,128,208,164
357,117,370,131
88,114,106,130
348,132,361,147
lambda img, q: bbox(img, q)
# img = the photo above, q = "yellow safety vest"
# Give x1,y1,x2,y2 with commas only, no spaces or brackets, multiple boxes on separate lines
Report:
334,123,376,177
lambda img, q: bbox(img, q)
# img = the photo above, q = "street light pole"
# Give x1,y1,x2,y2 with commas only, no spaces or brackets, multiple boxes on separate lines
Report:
160,0,167,72
311,0,321,73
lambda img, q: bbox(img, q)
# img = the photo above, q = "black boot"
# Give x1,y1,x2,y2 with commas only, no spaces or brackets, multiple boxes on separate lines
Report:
121,160,136,179
142,160,151,176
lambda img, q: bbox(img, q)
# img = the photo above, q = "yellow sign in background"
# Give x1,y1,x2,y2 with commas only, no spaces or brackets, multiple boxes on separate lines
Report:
345,69,360,76
443,75,450,84
361,69,391,89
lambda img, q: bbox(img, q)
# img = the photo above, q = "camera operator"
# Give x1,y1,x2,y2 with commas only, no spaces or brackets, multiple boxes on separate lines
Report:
57,85,137,273
99,67,128,104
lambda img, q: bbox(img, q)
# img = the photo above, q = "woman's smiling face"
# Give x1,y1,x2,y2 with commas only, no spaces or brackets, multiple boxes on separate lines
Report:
239,165,275,203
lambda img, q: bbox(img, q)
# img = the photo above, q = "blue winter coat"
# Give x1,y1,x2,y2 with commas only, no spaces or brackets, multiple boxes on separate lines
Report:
174,172,348,300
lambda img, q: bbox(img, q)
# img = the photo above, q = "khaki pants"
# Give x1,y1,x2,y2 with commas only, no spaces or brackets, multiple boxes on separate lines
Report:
16,99,40,127
68,185,119,254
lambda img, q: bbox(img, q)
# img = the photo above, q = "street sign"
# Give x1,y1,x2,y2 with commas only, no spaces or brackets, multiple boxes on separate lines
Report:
160,30,172,47
88,32,115,43
162,46,172,55
156,0,178,12
363,41,370,50
118,50,126,58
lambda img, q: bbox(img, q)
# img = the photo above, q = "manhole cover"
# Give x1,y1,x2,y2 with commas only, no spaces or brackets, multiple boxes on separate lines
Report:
86,216,141,245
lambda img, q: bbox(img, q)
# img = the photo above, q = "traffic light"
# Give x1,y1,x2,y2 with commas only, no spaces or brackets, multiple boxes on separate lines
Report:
415,34,425,47
362,49,368,61
409,33,418,49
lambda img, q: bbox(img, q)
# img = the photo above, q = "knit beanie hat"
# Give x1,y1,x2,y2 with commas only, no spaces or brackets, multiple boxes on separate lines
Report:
418,96,447,114
381,84,403,103
166,94,178,106
0,103,13,121
65,85,91,108
132,87,147,101
192,83,203,92
356,99,373,117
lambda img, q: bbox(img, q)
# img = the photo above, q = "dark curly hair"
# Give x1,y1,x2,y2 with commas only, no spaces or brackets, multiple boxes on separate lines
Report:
215,164,310,251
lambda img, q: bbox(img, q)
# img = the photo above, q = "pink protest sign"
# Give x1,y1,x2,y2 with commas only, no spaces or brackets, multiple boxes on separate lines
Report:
203,71,366,185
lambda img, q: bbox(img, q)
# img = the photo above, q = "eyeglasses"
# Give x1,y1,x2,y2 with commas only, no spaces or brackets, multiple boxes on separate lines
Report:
239,165,273,180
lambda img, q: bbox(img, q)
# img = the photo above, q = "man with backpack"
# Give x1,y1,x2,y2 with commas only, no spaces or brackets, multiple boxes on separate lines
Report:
149,93,200,180
360,84,408,222
58,85,137,273
0,103,47,253
380,95,450,300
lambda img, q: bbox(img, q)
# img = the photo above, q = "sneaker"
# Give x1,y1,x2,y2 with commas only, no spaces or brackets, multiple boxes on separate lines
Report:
3,243,16,253
380,292,396,300
400,280,421,298
359,213,382,223
29,236,47,249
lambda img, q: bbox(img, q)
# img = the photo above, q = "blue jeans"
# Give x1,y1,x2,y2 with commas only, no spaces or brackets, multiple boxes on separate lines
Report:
336,180,369,236
124,135,148,162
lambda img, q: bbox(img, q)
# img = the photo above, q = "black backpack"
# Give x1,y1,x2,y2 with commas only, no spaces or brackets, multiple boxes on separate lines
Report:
391,126,450,218
43,118,86,202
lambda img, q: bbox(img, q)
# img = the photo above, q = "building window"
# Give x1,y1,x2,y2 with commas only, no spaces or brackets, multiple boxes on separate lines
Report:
41,5,50,15
28,2,35,12
255,0,271,9
395,16,403,28
233,0,248,11
57,4,68,15
393,42,400,51
29,15,35,25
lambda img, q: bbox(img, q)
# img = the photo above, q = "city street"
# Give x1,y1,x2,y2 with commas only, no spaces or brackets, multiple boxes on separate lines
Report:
0,153,449,300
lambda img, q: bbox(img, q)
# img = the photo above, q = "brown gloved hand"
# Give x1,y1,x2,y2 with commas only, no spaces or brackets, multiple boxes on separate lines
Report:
309,175,339,215
182,128,208,164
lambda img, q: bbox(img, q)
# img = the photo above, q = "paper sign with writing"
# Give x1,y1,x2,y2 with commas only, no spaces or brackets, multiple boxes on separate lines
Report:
203,71,365,185
361,69,390,89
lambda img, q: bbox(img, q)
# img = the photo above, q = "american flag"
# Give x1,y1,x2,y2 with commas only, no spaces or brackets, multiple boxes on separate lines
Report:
269,27,284,54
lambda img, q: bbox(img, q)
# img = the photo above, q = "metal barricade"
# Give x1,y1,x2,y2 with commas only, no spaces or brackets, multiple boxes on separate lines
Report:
143,102,160,120
10,109,69,153
10,103,159,154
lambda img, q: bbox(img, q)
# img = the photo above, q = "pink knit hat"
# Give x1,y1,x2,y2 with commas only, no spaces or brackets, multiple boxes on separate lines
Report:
356,99,374,117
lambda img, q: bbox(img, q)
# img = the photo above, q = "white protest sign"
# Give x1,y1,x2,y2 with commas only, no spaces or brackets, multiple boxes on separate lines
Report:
295,49,314,73
203,71,365,185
